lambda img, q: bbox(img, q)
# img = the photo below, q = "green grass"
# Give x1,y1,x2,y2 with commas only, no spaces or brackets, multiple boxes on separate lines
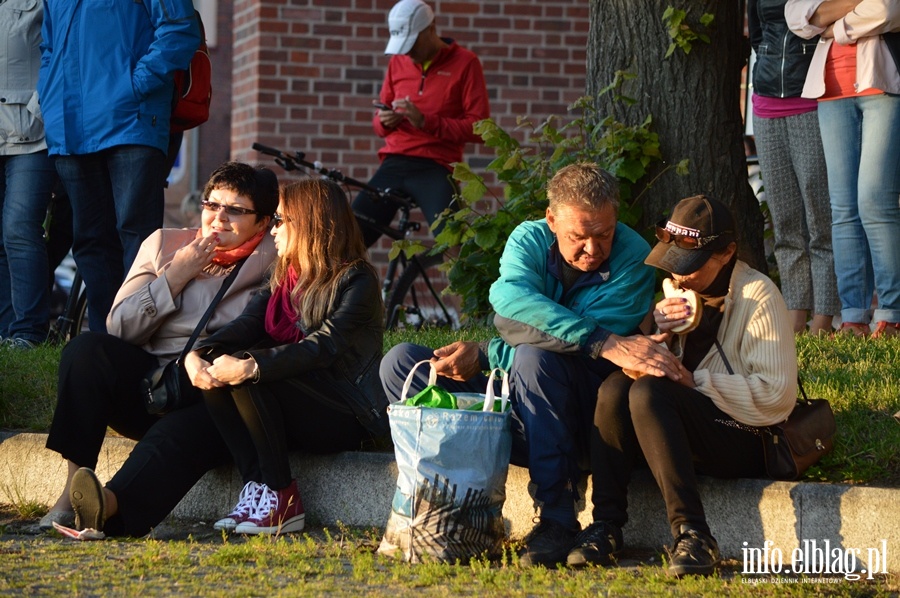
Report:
1,521,896,596
0,343,59,432
1,331,899,486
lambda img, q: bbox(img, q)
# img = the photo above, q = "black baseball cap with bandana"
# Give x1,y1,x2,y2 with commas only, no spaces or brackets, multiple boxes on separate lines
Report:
645,195,736,275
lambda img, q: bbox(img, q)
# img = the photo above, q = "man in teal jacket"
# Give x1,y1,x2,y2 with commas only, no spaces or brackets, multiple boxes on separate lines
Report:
38,0,199,332
381,162,683,566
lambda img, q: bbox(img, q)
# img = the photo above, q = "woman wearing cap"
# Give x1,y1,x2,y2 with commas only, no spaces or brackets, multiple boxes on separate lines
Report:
785,0,900,338
40,162,278,534
571,195,797,578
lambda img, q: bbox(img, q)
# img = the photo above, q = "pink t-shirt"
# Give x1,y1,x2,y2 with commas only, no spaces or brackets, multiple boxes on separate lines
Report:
752,94,819,119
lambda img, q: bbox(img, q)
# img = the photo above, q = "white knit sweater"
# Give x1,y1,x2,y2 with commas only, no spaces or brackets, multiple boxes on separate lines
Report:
692,261,798,427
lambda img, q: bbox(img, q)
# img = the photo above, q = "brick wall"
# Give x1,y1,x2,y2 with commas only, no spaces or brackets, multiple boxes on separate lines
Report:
218,0,586,260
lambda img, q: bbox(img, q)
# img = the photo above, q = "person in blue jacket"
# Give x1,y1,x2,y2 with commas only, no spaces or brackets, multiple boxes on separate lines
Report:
37,0,200,333
380,162,682,567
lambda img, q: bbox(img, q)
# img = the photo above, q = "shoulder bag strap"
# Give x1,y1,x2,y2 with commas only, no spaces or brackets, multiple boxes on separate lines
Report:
713,339,734,374
175,258,247,364
714,339,808,404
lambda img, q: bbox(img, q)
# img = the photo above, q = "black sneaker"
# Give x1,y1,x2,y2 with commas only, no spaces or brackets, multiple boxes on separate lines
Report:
667,526,720,577
566,520,623,567
70,468,106,531
518,519,580,567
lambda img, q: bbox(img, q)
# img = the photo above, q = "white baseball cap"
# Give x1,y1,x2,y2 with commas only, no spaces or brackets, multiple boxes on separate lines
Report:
384,0,434,55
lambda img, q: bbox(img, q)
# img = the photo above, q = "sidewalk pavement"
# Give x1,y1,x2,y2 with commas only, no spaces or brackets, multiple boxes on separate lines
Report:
2,430,898,571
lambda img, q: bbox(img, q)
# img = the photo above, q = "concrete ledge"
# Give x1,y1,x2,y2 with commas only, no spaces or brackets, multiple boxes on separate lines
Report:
2,431,898,570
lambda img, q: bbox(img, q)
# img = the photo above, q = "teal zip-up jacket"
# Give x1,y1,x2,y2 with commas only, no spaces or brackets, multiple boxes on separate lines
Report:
486,218,655,372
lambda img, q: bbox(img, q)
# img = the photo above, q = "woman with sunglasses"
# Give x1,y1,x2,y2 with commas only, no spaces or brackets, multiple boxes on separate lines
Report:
40,162,278,533
575,195,797,577
182,178,388,535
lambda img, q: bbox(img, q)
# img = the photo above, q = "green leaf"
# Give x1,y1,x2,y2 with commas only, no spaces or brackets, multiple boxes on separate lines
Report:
474,225,500,250
616,159,646,184
460,178,488,204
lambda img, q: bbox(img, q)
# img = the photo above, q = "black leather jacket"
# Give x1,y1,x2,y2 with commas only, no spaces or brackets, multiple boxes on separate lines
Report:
749,0,820,98
195,262,389,438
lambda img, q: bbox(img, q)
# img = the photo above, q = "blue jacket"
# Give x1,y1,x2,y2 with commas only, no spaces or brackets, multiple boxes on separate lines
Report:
37,0,199,155
487,219,655,372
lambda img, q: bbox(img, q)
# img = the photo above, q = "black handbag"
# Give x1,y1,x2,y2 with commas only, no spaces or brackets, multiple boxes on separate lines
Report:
714,341,836,481
140,258,246,414
141,359,193,415
883,31,900,74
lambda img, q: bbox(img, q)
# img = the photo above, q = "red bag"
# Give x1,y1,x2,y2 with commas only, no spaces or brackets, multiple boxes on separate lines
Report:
170,10,212,133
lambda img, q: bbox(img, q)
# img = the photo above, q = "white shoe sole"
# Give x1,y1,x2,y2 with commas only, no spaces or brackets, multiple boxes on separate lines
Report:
234,514,305,535
213,518,239,532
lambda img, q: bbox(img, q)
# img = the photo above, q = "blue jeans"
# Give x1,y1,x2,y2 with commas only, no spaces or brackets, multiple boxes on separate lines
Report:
55,146,166,332
817,94,900,324
0,152,57,343
380,342,617,508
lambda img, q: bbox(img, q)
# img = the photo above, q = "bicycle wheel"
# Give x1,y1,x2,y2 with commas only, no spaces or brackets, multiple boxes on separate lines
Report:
385,253,457,330
49,272,88,344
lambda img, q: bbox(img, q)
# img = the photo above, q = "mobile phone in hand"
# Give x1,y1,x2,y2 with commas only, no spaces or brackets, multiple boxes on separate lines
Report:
373,101,393,111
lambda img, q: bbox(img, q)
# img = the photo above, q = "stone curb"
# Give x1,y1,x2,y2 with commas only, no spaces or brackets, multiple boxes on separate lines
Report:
2,431,898,572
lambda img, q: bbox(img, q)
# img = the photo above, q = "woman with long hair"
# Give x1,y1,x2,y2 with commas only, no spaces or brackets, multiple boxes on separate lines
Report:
183,178,389,535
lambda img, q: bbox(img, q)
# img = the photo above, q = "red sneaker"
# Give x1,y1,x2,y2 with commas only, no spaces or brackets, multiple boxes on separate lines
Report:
871,321,900,339
234,480,305,535
214,480,263,532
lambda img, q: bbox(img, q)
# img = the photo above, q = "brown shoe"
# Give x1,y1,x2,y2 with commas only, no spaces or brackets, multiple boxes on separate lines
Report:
70,468,106,531
871,321,900,339
834,322,870,338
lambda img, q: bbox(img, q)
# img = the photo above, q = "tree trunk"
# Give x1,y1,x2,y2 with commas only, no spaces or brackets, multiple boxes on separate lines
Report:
588,0,766,271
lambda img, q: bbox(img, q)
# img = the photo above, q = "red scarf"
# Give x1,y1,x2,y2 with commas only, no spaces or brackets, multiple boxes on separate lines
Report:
194,228,266,266
265,266,304,344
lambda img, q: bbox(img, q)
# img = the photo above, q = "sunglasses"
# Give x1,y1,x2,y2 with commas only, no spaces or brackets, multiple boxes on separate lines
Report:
655,220,730,250
272,213,291,228
201,200,259,217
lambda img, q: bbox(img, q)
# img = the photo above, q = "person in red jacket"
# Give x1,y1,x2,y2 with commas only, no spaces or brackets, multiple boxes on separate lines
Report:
352,0,490,247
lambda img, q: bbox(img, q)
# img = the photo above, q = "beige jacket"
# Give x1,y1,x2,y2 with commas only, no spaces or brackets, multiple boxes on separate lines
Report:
786,0,900,97
106,228,276,365
691,261,798,427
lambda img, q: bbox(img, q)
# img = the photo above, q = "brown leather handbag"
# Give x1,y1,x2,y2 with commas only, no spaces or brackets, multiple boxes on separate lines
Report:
759,380,836,481
714,341,836,481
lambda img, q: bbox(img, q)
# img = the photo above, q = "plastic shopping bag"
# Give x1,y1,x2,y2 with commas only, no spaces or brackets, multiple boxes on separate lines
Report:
378,361,512,562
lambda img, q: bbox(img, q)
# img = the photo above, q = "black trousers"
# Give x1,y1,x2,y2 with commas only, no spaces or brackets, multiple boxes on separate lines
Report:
46,332,162,466
46,332,228,536
591,371,766,538
203,376,367,491
351,154,458,247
